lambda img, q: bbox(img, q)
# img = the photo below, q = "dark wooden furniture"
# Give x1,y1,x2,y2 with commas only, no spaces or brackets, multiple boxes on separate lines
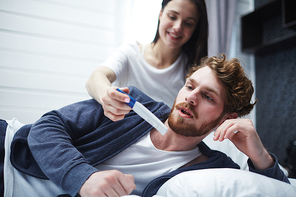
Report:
241,0,296,55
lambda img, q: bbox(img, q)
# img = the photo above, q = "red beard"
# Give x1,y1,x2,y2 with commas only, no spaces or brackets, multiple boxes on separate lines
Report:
168,102,225,137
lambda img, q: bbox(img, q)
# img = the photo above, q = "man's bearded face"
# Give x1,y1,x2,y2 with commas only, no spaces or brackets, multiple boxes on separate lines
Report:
168,101,225,137
168,66,227,137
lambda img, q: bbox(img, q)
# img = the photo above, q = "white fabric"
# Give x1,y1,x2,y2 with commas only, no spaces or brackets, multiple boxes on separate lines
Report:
156,168,296,197
203,131,289,176
124,178,296,197
4,118,66,197
96,132,201,195
290,178,296,187
203,131,249,170
100,41,187,107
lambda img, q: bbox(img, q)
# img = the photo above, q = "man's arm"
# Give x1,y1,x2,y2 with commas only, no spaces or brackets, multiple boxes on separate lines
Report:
213,119,289,183
27,99,134,196
28,106,99,196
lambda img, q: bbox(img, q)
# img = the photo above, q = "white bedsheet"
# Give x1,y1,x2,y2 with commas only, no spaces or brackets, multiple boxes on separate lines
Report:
4,118,66,197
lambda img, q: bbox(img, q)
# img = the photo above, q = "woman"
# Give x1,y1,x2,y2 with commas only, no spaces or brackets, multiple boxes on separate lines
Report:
86,0,208,121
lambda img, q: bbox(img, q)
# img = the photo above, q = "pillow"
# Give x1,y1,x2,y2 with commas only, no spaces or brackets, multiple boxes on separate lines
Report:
156,168,296,197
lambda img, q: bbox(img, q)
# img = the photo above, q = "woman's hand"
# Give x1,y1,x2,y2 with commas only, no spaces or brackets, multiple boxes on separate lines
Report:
86,67,131,121
214,119,274,170
101,87,132,121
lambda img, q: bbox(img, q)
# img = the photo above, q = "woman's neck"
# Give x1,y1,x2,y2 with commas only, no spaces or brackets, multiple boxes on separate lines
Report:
144,41,182,69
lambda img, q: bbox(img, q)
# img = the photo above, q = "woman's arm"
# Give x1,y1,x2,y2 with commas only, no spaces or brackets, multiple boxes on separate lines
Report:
86,66,116,104
86,66,131,121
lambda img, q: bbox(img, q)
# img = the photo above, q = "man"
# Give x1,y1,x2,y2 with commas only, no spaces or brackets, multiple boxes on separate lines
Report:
5,54,289,197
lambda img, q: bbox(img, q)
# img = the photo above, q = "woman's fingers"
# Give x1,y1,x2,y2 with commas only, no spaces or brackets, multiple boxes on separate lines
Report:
101,87,132,121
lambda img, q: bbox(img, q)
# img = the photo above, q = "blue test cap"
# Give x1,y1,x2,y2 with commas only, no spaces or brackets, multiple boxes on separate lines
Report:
116,88,136,108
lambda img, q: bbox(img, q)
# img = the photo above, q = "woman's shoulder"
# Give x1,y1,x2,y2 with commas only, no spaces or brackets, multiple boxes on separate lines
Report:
115,40,143,56
136,41,143,52
109,41,141,60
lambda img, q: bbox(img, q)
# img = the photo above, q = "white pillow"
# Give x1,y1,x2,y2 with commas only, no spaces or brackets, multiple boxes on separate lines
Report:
156,169,296,197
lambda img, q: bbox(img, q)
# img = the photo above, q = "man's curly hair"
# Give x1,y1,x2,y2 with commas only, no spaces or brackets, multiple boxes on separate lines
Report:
187,54,257,117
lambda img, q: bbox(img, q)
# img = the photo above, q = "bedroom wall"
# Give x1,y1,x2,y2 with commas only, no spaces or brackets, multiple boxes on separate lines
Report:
253,0,296,165
0,0,160,124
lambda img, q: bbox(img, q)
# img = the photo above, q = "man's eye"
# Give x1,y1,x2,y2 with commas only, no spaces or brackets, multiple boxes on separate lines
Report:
186,86,193,90
204,94,213,101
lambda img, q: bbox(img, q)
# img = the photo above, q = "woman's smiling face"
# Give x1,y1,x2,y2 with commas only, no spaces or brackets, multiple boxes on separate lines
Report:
158,0,199,49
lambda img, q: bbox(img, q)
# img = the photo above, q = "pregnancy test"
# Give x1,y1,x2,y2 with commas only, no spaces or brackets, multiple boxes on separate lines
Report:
116,88,168,135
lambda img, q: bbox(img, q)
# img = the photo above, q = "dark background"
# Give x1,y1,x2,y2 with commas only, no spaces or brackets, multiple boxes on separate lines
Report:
250,0,296,165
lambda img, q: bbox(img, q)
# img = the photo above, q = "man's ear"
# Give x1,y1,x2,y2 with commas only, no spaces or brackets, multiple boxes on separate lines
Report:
218,112,238,126
226,112,238,120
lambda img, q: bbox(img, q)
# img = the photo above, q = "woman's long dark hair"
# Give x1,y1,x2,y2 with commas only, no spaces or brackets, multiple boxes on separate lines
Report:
152,0,208,72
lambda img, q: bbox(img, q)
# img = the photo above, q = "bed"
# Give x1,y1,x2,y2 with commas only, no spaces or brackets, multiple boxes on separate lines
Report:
4,118,296,197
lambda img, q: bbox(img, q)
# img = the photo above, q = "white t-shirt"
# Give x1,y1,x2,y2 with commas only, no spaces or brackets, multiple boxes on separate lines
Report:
96,132,201,195
101,41,188,107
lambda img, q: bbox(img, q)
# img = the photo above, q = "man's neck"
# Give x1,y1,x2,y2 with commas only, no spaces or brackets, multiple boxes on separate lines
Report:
150,126,204,152
150,123,211,167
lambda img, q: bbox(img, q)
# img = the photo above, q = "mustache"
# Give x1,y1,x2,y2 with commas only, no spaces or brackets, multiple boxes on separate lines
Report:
175,102,198,118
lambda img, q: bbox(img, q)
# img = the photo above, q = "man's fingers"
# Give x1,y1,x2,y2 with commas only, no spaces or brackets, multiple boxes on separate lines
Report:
79,170,135,197
118,174,136,195
223,124,240,140
101,171,135,197
214,121,229,141
125,174,134,181
214,120,238,141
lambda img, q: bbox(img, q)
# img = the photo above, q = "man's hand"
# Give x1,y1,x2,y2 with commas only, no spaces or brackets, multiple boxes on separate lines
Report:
79,170,136,197
214,119,274,170
101,87,131,121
